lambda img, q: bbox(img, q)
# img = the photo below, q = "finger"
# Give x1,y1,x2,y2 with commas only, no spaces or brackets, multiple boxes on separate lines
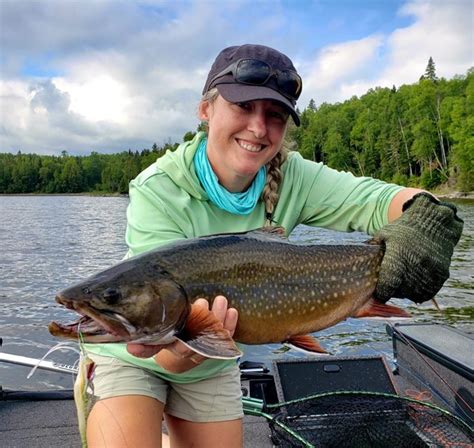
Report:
224,308,238,336
167,340,193,358
127,343,166,358
194,298,210,309
212,295,228,322
189,353,207,365
166,341,189,358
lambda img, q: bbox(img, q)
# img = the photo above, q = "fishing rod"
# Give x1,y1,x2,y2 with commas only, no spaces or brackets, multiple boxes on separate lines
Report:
0,338,267,406
0,352,78,375
0,338,78,374
0,339,268,377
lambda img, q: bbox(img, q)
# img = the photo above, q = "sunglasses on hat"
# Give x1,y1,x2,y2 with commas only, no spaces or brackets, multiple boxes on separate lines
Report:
207,58,302,102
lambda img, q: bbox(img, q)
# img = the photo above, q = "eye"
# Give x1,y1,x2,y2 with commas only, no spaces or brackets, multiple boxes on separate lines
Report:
269,109,289,122
103,288,121,304
236,101,252,111
82,287,92,295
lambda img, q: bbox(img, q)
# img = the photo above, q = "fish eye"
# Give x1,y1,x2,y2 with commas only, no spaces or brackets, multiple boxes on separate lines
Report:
82,287,92,295
103,288,121,304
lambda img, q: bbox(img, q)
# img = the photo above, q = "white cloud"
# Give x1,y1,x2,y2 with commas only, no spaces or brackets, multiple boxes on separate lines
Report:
385,0,473,83
0,1,225,154
0,0,472,154
300,0,473,107
0,78,124,153
301,34,384,106
53,76,130,123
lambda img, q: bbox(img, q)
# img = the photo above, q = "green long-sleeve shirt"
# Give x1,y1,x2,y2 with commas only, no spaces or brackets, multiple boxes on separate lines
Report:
86,131,403,383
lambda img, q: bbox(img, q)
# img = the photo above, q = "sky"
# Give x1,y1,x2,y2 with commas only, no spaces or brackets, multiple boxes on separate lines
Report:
0,0,473,155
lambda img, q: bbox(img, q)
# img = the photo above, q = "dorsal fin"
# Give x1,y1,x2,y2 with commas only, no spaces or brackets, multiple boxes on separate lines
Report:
199,226,288,243
246,226,288,241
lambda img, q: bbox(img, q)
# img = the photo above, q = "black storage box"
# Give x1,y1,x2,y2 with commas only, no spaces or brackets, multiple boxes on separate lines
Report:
268,356,438,446
272,355,397,403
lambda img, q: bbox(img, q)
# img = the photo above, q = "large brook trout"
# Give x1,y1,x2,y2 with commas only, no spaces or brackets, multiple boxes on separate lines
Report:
49,228,409,358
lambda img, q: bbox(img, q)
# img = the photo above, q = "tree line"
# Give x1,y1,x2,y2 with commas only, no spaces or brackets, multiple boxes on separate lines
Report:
1,61,472,194
289,62,473,191
0,142,179,194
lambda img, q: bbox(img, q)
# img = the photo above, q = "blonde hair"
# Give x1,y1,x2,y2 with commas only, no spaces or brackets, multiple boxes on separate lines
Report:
200,88,289,226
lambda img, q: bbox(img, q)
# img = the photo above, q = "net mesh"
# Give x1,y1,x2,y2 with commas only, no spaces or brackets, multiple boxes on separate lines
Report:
266,391,473,448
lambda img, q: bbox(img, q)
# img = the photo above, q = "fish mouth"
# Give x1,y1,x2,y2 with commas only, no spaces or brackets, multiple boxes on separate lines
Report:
48,295,137,343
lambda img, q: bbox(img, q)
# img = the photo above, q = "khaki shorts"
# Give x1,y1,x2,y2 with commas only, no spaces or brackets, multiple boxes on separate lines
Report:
88,353,243,423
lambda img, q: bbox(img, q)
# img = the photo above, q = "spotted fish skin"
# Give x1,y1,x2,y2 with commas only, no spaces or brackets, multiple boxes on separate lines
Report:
50,229,406,355
155,230,384,344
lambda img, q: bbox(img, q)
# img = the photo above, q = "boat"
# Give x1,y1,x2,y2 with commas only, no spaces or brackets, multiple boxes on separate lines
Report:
1,323,472,447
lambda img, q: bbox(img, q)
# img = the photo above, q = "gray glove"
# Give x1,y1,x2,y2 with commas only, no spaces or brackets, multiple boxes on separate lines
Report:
374,193,464,304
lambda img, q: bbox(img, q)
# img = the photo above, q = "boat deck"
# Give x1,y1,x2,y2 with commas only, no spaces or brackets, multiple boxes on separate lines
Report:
1,369,421,448
1,396,272,448
2,324,472,447
2,398,79,448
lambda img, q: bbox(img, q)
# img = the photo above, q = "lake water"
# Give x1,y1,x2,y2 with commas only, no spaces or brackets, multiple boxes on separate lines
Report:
0,195,472,391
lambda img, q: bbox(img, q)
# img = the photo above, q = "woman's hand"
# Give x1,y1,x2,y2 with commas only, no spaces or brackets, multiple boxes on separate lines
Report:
374,193,463,304
126,296,238,373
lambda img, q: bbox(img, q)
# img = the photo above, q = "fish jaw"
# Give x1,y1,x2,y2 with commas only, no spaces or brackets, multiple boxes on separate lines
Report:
50,275,191,344
49,296,137,342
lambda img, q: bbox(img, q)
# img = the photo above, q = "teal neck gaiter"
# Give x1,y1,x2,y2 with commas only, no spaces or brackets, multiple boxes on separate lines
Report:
194,138,266,215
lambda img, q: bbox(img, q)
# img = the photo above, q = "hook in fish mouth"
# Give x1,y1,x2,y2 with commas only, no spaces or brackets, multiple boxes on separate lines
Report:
48,296,136,343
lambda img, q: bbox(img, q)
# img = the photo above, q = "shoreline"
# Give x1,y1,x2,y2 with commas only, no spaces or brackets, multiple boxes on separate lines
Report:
1,191,473,200
0,192,128,198
435,192,474,200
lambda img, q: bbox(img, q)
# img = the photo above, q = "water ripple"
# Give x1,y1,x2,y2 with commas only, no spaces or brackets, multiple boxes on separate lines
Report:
0,196,472,389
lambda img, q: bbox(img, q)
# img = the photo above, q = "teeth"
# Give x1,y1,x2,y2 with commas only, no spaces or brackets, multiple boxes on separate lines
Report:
237,139,263,152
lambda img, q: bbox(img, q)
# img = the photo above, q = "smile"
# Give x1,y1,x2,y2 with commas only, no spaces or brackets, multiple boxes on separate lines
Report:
236,139,265,153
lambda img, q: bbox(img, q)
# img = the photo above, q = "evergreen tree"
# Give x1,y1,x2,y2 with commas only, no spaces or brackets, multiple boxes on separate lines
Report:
183,131,196,142
422,57,438,81
0,69,471,194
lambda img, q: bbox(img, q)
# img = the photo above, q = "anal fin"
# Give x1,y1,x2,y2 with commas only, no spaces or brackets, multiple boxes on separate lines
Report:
286,334,328,354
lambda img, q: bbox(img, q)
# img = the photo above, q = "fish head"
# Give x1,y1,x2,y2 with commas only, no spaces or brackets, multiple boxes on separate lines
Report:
49,258,189,344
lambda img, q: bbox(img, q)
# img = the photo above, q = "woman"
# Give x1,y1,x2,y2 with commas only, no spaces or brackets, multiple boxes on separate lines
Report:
85,44,462,447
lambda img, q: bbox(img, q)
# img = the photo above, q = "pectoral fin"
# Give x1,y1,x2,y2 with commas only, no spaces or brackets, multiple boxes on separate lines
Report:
177,304,242,360
285,334,328,354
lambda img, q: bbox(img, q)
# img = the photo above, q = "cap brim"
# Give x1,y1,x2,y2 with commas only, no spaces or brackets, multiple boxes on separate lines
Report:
216,83,300,126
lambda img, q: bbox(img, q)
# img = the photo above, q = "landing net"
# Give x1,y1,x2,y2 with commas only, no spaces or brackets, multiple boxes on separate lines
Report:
245,391,473,448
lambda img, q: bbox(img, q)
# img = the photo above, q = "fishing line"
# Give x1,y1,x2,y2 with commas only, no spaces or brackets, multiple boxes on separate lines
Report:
76,322,95,389
75,323,132,447
27,342,80,380
77,322,87,357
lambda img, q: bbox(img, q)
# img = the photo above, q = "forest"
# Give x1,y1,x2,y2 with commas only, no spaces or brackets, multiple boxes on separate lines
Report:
1,60,473,194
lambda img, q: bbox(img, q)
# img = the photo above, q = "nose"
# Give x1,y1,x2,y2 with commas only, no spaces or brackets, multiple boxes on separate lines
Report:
247,109,267,139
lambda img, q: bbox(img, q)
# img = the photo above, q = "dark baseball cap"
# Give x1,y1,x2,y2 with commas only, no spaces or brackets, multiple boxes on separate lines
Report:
202,44,302,126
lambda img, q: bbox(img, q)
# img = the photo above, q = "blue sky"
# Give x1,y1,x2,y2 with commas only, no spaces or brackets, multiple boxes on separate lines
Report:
0,0,472,155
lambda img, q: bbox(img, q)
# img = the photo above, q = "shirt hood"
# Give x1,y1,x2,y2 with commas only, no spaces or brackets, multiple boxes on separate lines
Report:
155,132,208,200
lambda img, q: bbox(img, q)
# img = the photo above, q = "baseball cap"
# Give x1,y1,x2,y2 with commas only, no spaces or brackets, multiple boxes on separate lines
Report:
202,44,302,126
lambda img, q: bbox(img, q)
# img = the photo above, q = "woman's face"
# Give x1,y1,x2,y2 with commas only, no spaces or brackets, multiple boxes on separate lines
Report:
199,95,289,192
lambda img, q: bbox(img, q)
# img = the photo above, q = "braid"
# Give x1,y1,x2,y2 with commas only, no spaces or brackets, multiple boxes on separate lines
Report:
263,142,289,226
